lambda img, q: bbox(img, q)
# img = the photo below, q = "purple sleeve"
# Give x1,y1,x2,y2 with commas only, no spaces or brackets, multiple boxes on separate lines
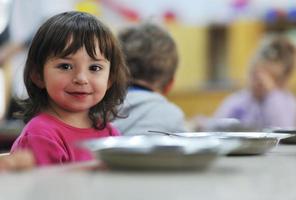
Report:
262,90,296,128
11,135,69,166
214,94,239,119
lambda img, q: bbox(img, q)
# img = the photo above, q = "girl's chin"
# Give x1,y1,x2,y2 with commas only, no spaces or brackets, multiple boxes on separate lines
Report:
252,91,266,101
62,106,91,113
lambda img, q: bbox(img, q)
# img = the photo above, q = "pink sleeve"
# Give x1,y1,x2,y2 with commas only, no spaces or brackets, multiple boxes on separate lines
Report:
11,135,69,166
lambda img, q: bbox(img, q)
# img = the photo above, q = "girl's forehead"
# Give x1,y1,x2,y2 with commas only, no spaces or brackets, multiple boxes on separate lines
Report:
46,32,112,61
64,36,100,50
47,47,106,62
255,60,280,68
253,60,285,75
59,40,105,57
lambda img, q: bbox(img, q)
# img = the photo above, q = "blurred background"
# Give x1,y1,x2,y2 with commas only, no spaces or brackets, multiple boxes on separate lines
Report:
2,0,296,120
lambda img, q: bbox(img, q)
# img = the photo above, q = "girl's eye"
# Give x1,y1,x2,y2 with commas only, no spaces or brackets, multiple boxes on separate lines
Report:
89,65,102,72
57,63,72,70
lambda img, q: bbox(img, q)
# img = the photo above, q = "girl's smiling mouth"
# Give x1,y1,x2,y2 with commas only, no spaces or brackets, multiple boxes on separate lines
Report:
66,91,92,99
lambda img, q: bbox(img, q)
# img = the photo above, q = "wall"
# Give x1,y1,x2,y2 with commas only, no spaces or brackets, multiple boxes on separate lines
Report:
166,20,265,118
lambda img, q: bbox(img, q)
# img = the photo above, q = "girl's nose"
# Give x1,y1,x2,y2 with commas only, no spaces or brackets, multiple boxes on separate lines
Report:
72,72,88,85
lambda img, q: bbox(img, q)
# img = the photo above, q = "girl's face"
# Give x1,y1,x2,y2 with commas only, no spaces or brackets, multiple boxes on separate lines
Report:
36,46,111,115
249,60,285,87
249,60,286,100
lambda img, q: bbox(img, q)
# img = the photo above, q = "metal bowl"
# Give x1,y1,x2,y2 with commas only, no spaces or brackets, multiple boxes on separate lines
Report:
221,137,278,155
166,132,292,155
82,135,239,170
267,129,296,144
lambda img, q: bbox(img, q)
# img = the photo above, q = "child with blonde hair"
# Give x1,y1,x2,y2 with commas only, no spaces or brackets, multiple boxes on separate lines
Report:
215,35,296,130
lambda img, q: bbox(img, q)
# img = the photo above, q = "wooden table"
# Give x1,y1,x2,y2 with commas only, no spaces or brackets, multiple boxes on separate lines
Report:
0,144,295,200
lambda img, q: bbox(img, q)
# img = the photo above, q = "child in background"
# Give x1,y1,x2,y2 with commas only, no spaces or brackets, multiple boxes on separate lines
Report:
10,11,129,166
214,35,296,130
112,23,187,135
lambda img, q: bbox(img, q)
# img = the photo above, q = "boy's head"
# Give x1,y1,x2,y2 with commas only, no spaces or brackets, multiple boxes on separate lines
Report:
118,23,178,94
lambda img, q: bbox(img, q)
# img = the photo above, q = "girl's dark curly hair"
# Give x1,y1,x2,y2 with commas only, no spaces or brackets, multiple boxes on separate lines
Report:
22,11,129,129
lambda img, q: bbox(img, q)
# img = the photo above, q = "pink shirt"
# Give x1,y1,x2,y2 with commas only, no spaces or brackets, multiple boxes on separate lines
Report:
11,113,120,166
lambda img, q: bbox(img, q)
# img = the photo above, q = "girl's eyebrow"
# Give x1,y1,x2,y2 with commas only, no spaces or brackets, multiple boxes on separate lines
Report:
57,56,108,63
91,57,109,63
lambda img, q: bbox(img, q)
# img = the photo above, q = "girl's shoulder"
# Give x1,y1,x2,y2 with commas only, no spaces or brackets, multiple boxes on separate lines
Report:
103,123,121,136
24,113,121,136
14,114,60,143
25,113,57,129
21,113,64,137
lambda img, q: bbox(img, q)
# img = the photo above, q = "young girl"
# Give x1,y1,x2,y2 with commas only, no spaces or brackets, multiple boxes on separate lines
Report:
10,11,129,166
214,35,296,130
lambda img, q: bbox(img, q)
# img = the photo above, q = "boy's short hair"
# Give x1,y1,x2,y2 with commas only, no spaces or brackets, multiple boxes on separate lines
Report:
118,23,178,91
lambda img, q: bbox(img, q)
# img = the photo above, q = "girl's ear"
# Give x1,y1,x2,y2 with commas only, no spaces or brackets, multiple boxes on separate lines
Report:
30,72,45,88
